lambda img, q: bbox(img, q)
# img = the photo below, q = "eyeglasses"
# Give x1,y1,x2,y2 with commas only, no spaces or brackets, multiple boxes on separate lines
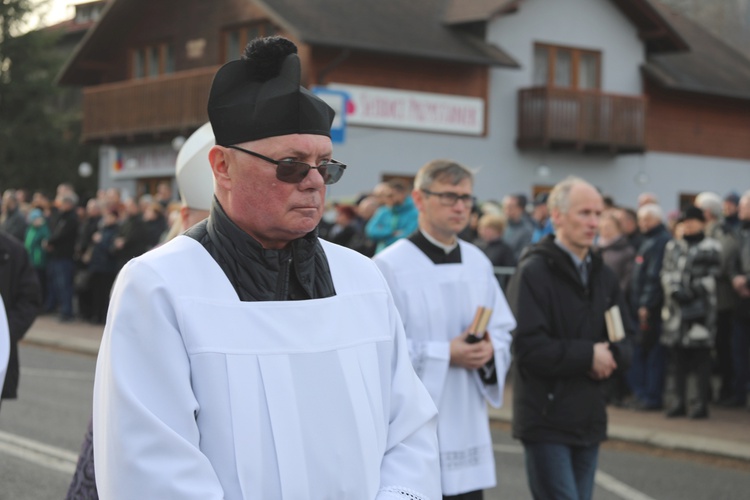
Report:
422,189,475,207
226,145,347,185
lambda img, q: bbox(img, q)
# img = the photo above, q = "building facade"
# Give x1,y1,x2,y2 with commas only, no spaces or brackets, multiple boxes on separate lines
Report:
58,0,750,211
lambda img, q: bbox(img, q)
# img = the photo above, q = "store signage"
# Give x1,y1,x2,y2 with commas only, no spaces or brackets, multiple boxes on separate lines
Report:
328,83,484,135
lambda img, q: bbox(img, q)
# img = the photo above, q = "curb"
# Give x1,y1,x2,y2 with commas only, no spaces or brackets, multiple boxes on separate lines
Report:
488,408,750,463
21,330,101,357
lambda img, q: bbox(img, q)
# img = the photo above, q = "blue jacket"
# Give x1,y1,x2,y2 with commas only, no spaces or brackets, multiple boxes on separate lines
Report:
365,196,418,254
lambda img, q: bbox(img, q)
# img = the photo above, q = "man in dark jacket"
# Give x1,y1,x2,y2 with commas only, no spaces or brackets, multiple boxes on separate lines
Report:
727,191,750,409
45,192,80,322
627,203,671,411
0,230,42,412
506,177,632,500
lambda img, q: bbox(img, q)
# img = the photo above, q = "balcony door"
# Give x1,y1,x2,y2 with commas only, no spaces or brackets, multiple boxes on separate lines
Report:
533,43,601,90
531,43,605,143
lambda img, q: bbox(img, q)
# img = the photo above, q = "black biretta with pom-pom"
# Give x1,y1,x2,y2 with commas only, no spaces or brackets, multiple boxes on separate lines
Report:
207,36,335,146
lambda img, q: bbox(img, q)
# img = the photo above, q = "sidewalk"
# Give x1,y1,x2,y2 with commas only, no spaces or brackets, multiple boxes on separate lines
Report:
22,315,750,462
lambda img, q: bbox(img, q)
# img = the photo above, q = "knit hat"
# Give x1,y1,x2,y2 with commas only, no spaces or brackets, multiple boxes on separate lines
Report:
724,191,740,205
207,36,335,146
28,208,44,223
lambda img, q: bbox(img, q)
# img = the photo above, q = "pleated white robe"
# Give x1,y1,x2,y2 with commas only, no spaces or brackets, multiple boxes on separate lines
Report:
374,239,515,495
93,236,440,499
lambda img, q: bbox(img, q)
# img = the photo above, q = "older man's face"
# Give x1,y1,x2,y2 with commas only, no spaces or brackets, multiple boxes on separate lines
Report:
219,133,331,249
552,183,603,256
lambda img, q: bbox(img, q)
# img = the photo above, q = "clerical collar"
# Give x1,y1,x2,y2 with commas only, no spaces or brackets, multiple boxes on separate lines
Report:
422,230,458,254
408,230,462,264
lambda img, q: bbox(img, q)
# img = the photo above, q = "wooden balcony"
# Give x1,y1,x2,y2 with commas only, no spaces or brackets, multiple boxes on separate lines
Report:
517,87,646,153
81,66,219,142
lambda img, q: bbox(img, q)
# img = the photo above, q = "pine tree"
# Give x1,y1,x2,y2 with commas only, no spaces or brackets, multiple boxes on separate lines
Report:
0,0,97,197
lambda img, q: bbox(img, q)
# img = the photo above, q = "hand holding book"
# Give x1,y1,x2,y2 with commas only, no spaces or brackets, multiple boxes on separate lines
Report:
466,306,497,384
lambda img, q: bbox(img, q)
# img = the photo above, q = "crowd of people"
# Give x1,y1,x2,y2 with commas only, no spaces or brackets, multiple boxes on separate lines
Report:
317,181,750,421
0,182,180,325
2,170,748,425
1,34,749,500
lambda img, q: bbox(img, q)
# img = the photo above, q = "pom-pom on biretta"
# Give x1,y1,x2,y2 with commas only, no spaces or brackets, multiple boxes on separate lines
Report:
207,36,334,146
242,36,298,82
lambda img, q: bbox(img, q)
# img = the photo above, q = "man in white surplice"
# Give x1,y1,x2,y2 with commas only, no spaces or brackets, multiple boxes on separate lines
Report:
93,36,440,500
374,160,515,500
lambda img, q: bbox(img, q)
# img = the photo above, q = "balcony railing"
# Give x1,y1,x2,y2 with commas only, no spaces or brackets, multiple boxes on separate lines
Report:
81,66,219,141
517,87,646,153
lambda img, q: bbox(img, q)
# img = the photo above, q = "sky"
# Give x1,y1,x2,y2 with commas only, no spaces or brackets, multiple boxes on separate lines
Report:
38,0,76,27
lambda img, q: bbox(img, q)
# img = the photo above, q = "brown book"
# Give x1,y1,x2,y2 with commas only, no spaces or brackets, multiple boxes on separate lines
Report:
605,305,625,342
468,307,485,336
476,307,493,337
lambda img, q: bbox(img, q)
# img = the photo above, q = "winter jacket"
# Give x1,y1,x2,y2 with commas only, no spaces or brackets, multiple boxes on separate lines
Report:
88,224,120,275
24,223,50,270
185,198,335,302
596,236,635,295
47,208,79,259
629,224,671,322
0,231,42,399
660,233,721,348
506,235,632,447
729,220,750,318
365,196,418,254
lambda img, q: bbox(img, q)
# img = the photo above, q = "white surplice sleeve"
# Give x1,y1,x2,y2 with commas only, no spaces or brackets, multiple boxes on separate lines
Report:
377,291,442,500
0,296,9,396
93,259,224,499
476,272,515,407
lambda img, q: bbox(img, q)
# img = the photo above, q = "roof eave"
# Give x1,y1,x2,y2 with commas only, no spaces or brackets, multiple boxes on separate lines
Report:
641,63,750,102
56,0,121,86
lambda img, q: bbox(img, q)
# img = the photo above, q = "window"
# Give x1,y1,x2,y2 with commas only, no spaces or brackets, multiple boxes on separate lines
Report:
131,43,175,79
221,21,278,62
533,43,601,90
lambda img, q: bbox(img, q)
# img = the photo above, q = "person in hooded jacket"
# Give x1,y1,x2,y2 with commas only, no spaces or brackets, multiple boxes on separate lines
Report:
506,176,632,500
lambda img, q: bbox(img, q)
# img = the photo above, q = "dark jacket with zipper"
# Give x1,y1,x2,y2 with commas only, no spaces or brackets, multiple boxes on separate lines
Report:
185,198,335,302
506,235,632,446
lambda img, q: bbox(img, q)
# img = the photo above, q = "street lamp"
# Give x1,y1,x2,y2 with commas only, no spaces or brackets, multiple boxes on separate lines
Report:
78,162,93,178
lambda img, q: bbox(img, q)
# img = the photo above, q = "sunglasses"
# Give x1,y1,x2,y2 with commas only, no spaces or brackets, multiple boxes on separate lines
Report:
226,145,346,185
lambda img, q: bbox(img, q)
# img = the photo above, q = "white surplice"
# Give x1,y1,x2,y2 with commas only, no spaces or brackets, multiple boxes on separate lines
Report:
0,296,8,396
93,236,440,500
374,239,515,495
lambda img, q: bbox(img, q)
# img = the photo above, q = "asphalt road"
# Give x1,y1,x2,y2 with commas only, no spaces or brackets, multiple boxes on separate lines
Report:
2,344,750,500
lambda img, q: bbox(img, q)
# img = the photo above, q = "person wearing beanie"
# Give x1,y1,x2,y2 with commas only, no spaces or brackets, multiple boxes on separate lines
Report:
92,37,440,500
661,205,721,419
723,191,741,233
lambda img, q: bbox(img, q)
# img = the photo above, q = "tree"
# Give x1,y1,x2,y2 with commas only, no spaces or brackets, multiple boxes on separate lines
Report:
0,0,97,199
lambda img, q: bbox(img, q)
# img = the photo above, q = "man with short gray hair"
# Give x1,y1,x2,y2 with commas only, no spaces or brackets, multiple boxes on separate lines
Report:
507,176,631,500
627,202,671,411
695,191,724,239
